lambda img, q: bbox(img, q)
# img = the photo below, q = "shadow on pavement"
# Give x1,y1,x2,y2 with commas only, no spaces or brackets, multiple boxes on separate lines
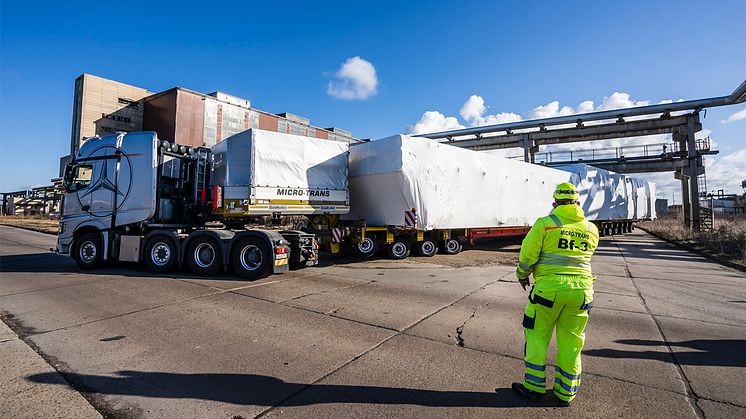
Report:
27,370,563,408
584,339,746,367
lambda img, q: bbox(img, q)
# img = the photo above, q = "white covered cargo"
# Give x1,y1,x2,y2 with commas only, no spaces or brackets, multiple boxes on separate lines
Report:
556,163,656,221
211,129,350,215
343,134,575,230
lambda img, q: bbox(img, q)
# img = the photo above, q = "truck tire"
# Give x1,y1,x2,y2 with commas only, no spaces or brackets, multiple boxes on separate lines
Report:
231,237,270,280
441,239,462,255
415,240,438,257
145,235,178,273
73,232,103,269
386,239,410,260
185,236,223,276
354,237,378,258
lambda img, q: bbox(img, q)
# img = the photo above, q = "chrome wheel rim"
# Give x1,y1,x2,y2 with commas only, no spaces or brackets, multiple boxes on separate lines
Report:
151,241,171,266
421,241,435,255
79,241,96,262
391,242,407,258
357,238,374,254
194,243,215,268
239,245,262,271
446,239,459,252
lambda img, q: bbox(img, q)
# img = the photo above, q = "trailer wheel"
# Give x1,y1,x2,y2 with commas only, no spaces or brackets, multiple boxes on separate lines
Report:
73,232,103,269
441,239,462,255
415,240,438,257
186,236,223,276
231,237,270,280
354,237,378,258
145,235,178,273
386,239,410,260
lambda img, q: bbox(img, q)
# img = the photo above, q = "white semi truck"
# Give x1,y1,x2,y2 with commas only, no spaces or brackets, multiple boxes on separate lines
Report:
56,129,349,279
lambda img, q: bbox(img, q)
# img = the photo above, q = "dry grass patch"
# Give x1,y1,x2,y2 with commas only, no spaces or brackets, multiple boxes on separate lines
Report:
0,216,59,235
641,215,746,266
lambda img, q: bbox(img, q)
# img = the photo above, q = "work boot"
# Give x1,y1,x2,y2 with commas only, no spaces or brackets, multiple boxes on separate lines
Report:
557,399,571,407
511,382,545,398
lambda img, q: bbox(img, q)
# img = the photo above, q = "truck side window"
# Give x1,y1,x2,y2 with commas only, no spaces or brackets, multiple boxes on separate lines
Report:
64,164,93,192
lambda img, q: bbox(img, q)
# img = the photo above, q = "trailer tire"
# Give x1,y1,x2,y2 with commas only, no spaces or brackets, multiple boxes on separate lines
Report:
186,236,223,276
231,237,270,280
73,232,103,269
386,239,410,260
441,239,462,255
415,240,438,257
354,237,378,258
145,235,178,273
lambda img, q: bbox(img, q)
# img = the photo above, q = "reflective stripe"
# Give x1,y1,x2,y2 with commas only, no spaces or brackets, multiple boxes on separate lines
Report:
525,373,545,384
554,377,580,393
548,214,562,227
525,361,546,371
518,262,532,270
536,259,591,268
540,252,588,262
556,366,580,381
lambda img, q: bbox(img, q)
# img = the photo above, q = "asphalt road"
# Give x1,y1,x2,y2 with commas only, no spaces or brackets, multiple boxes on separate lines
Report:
1,225,744,418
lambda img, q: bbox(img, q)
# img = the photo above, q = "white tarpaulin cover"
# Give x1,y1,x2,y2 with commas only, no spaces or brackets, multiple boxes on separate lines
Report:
344,134,576,229
211,129,349,205
556,163,656,221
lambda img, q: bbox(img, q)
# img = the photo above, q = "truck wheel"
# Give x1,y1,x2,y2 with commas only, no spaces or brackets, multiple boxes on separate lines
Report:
73,232,103,269
231,237,270,280
441,239,462,255
386,239,410,260
186,236,223,276
145,235,177,273
415,240,438,257
354,237,377,258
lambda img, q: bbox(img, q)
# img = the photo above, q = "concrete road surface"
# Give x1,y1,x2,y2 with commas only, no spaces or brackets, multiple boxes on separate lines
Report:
1,225,744,418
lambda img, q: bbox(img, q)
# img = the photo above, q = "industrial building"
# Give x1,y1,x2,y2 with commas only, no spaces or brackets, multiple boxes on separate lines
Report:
69,74,359,154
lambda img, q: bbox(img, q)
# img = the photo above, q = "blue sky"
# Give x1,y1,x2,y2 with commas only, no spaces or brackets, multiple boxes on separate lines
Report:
1,0,745,198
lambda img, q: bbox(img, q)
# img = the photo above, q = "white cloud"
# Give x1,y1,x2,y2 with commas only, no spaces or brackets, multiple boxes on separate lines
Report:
596,92,651,110
721,107,746,123
326,56,378,100
410,111,464,135
702,149,746,194
459,95,522,126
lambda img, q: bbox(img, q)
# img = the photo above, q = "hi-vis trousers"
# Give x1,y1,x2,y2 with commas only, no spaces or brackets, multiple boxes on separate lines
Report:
521,276,594,402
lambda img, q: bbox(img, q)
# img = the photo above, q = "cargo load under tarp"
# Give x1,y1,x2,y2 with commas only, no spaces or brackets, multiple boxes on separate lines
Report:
556,163,656,221
343,134,575,230
211,129,350,216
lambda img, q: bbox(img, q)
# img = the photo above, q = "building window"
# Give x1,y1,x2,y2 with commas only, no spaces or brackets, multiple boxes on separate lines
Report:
118,98,140,109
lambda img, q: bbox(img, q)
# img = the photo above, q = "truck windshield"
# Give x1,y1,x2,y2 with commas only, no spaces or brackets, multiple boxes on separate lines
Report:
63,164,93,192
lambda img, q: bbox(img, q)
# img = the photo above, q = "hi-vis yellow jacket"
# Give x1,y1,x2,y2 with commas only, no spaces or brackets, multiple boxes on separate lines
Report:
516,204,599,282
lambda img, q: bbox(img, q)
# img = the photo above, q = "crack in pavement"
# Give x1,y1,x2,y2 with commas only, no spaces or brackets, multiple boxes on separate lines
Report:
255,271,513,418
279,279,377,304
455,303,489,347
612,235,706,419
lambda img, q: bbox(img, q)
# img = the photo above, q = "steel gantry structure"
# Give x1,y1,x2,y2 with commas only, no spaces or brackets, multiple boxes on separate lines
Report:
416,80,746,231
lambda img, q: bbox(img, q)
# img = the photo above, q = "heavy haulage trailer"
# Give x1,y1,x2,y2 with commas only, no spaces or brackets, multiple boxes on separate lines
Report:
56,128,655,278
56,129,349,280
336,134,656,259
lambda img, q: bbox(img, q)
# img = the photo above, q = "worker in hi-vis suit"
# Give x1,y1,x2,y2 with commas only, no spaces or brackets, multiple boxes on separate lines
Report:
513,182,599,406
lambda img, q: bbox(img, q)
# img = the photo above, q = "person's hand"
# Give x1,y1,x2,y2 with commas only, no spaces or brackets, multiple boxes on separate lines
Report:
518,276,530,291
